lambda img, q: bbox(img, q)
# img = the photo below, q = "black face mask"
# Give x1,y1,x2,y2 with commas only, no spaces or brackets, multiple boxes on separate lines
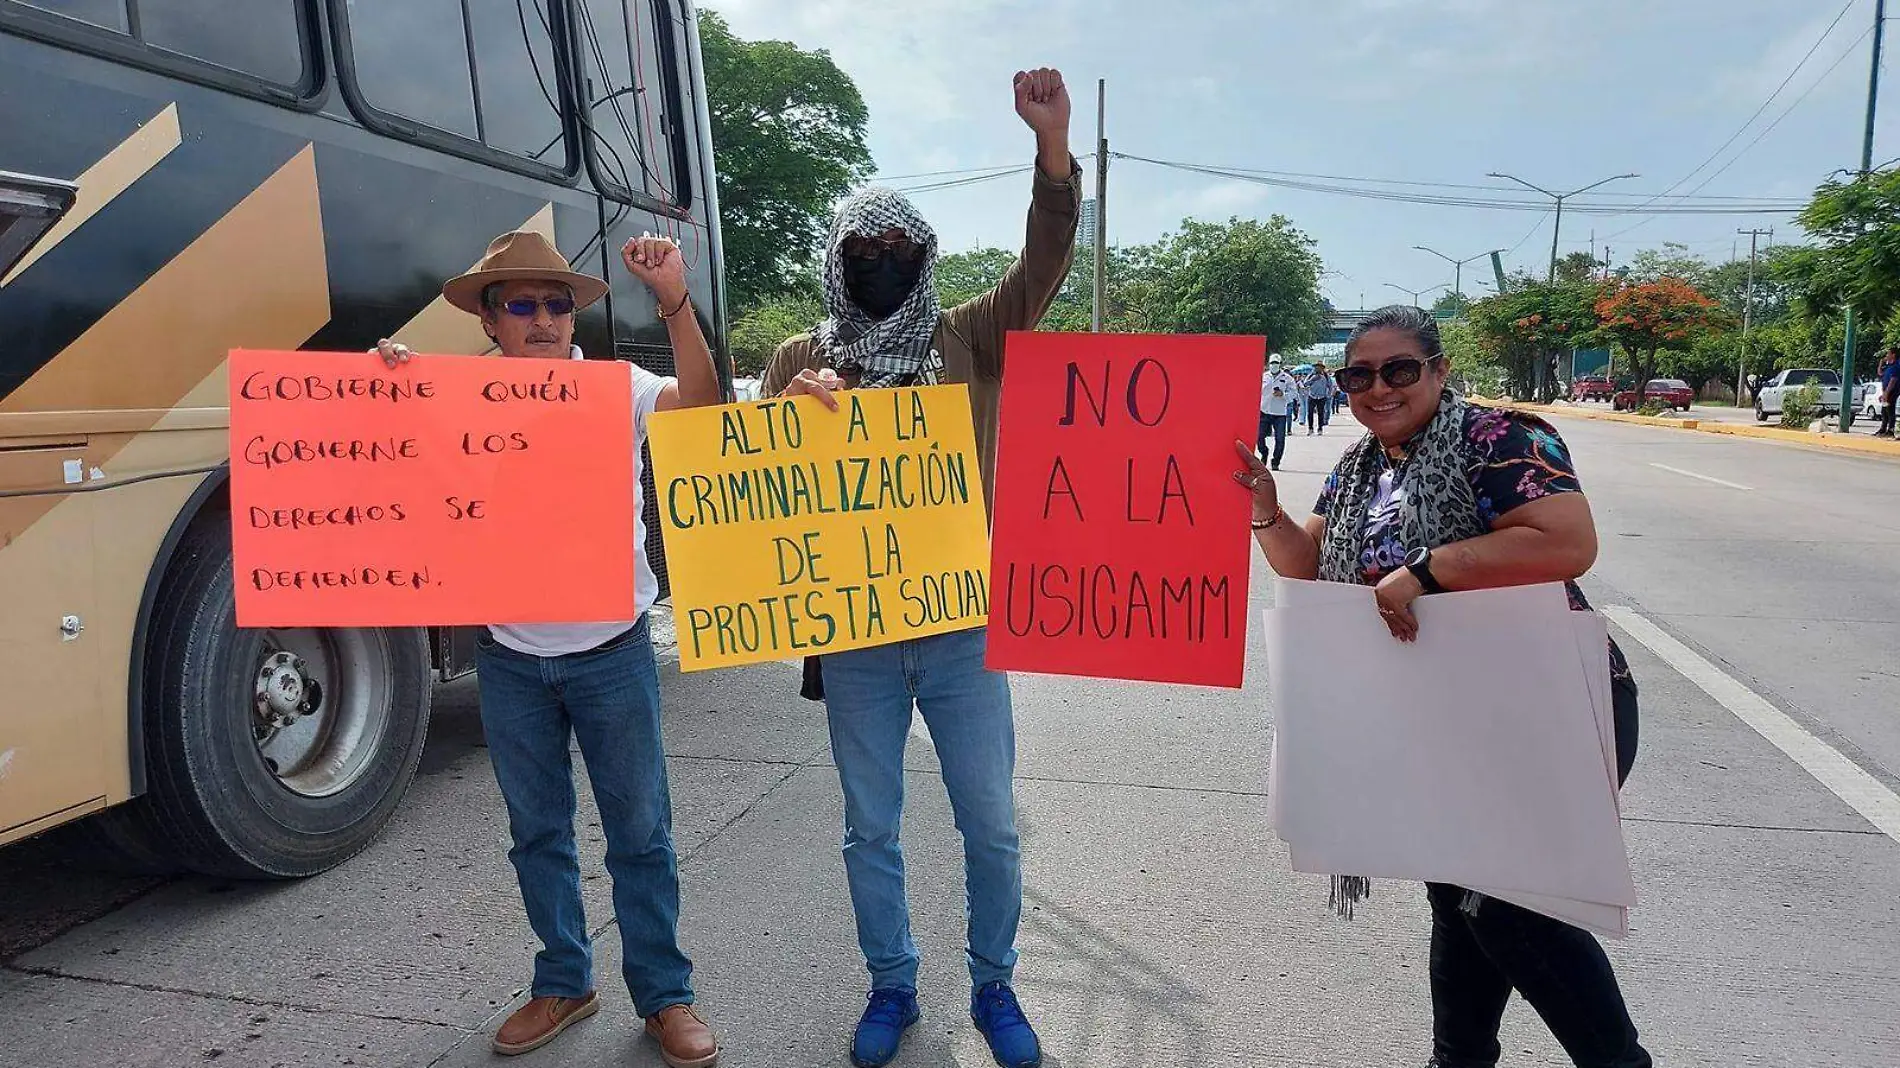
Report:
844,250,923,320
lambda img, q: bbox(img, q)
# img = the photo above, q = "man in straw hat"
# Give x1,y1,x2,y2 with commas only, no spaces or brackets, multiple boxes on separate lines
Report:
762,68,1076,1068
377,230,720,1065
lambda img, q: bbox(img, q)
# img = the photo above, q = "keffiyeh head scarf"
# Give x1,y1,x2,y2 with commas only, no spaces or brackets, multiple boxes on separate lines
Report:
814,187,943,388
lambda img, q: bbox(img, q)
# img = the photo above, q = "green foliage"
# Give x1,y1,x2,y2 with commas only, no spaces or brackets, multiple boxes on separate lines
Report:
925,217,1324,345
1636,400,1668,417
1439,318,1506,395
728,289,823,378
1465,280,1603,399
1784,169,1900,327
1780,381,1822,429
1552,251,1603,287
1141,216,1326,347
935,247,1019,307
700,10,872,312
1432,290,1473,319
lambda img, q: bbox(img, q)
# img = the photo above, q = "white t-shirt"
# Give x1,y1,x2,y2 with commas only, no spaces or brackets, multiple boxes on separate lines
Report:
488,348,672,657
1261,370,1296,416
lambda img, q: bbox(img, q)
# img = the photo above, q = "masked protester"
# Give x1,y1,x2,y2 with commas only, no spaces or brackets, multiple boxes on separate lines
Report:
763,68,1078,1068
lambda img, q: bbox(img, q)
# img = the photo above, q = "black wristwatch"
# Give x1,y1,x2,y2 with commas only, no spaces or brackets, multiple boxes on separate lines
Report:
1404,546,1445,594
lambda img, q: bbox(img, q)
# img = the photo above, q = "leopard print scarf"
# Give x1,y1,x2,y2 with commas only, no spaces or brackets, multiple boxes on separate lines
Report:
1315,388,1488,917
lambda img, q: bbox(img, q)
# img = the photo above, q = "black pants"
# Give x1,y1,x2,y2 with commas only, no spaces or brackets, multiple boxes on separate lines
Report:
1307,399,1329,433
1880,397,1896,436
1429,670,1651,1068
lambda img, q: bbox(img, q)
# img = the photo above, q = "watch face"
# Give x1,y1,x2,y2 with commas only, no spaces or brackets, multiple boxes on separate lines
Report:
1406,547,1428,568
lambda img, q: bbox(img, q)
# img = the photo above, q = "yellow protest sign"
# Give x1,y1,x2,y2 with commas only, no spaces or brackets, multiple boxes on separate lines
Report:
648,384,991,670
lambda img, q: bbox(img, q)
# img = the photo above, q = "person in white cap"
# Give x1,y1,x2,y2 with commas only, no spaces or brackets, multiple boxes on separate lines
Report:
1260,354,1298,469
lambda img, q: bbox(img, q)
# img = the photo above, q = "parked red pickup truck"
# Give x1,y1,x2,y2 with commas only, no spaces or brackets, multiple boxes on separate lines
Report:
1612,379,1695,412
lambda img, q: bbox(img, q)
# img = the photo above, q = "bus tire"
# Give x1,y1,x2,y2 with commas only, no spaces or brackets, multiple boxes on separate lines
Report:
118,511,432,879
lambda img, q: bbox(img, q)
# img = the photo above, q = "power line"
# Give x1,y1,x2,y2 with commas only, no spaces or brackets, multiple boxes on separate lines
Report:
1680,23,1877,199
1618,0,1859,215
1112,153,1804,215
1606,21,1876,242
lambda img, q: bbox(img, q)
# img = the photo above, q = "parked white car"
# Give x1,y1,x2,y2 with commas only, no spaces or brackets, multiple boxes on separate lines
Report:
1754,368,1845,422
1863,379,1888,419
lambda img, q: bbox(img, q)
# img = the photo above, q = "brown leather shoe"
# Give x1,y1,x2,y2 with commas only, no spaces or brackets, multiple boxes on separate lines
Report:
644,1003,719,1068
492,992,599,1056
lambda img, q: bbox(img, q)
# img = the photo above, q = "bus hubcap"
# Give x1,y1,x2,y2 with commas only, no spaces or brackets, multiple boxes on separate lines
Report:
250,630,395,798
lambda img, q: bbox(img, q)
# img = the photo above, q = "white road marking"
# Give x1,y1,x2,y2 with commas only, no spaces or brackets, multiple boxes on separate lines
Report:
1603,605,1900,844
0,748,12,783
1648,463,1752,491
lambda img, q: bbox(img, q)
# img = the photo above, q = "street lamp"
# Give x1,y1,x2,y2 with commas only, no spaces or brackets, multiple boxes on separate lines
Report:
1413,245,1505,304
1383,281,1449,308
1485,171,1638,283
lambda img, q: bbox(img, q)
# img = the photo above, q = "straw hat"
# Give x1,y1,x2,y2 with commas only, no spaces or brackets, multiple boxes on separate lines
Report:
441,230,608,315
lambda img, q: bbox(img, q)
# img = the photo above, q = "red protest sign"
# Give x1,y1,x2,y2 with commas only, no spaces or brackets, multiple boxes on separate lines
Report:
229,349,636,628
985,333,1265,687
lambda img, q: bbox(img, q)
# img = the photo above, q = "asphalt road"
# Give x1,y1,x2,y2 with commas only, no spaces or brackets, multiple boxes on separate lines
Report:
3,410,1897,1068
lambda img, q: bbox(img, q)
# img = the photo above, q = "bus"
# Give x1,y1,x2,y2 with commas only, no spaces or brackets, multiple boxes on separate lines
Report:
0,0,728,878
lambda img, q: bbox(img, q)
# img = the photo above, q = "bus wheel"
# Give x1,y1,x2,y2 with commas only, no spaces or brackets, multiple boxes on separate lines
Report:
116,512,431,879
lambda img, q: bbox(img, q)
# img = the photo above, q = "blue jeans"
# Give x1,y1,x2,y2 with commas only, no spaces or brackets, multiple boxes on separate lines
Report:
1257,412,1289,467
820,626,1021,992
475,615,694,1016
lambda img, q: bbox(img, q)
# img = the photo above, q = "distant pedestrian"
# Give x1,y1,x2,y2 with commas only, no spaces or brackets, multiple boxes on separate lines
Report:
1259,355,1296,469
1877,347,1898,438
1306,362,1335,435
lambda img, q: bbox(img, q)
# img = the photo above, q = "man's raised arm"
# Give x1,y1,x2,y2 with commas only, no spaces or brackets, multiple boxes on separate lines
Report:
949,67,1081,377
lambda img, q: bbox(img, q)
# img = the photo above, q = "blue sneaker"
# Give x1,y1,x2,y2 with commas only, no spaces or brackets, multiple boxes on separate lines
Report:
851,986,921,1068
970,981,1042,1068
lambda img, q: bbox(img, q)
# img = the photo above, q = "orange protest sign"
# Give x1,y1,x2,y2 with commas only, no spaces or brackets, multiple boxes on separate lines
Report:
229,349,636,628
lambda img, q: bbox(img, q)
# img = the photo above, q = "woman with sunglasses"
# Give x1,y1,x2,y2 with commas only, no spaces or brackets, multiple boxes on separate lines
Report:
1233,305,1652,1068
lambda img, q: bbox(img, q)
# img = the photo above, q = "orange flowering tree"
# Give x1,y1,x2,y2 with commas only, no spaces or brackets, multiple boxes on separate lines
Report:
1594,277,1722,394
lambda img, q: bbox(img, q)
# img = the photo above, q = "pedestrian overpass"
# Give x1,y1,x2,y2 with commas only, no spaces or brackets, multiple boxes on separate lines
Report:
1323,310,1367,344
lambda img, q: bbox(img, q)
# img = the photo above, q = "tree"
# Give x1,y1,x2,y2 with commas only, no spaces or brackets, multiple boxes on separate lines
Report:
1626,243,1713,288
1553,251,1603,287
727,289,822,378
699,10,872,312
934,247,1020,307
1467,280,1602,400
1439,318,1506,395
1142,215,1326,348
1432,290,1473,319
1594,278,1722,393
1775,168,1900,378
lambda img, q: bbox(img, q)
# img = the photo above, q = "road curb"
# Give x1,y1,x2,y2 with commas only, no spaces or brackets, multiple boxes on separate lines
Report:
1473,397,1900,459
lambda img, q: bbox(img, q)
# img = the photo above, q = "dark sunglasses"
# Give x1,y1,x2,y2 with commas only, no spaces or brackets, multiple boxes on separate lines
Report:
1336,356,1442,394
498,296,576,317
843,233,925,263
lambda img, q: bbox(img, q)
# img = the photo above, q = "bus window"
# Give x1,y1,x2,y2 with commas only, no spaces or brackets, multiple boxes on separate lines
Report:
340,0,568,168
13,0,125,32
343,0,479,139
139,0,306,85
12,0,308,87
576,0,682,204
467,0,567,164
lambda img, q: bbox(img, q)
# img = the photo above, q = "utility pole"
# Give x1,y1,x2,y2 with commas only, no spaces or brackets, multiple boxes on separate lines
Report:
1841,0,1885,429
1737,228,1773,405
1092,78,1108,334
1487,171,1639,283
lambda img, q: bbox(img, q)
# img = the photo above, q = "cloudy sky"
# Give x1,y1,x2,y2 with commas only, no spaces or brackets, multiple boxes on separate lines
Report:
708,0,1896,310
